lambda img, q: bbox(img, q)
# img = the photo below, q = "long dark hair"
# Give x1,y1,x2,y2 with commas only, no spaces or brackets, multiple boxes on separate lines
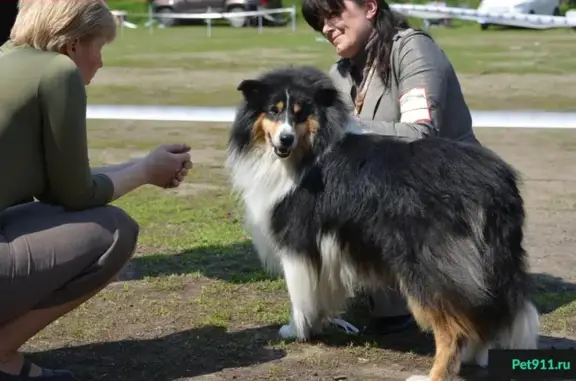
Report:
302,0,410,88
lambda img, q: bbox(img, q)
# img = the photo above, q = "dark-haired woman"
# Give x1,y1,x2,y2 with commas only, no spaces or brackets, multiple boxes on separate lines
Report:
302,0,480,335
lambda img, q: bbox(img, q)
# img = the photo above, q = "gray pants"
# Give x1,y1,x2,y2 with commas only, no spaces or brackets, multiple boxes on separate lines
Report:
0,202,139,326
369,287,411,317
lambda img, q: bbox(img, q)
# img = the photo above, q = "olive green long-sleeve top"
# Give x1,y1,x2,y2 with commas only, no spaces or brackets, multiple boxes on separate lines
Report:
0,41,114,213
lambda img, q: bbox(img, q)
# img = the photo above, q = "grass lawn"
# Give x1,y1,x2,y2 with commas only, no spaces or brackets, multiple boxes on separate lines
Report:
88,22,576,109
22,23,576,380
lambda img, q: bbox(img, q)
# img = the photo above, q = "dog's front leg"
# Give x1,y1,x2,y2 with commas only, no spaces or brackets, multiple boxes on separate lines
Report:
278,254,323,341
245,217,282,275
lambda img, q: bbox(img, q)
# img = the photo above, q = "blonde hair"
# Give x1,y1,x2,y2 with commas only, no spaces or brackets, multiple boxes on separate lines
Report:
10,0,117,52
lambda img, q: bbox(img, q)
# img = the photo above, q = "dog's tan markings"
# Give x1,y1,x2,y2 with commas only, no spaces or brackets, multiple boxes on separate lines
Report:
261,117,282,145
406,296,481,381
294,123,308,140
293,117,318,138
275,101,284,112
251,113,267,144
306,116,319,134
293,103,301,113
289,116,319,155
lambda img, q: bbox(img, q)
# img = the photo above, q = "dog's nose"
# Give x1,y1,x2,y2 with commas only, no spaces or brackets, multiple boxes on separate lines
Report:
279,133,294,146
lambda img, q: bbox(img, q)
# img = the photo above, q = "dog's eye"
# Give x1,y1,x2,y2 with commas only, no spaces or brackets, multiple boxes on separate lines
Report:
268,106,279,115
294,105,311,123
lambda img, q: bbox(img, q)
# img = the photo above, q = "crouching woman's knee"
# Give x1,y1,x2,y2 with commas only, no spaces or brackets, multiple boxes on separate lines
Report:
22,204,141,310
97,205,140,279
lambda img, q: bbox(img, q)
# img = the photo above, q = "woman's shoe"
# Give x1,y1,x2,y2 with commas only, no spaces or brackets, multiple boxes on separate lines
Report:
0,358,77,380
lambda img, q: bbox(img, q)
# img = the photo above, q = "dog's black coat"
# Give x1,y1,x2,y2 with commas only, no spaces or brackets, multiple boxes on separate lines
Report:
229,65,532,342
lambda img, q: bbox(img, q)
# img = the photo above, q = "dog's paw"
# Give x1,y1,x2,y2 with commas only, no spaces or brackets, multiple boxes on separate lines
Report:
405,376,430,381
279,324,297,339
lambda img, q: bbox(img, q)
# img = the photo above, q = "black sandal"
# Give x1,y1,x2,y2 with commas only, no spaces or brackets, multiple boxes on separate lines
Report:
0,358,77,380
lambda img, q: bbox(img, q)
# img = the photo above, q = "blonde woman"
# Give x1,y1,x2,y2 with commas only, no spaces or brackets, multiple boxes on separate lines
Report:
0,1,192,379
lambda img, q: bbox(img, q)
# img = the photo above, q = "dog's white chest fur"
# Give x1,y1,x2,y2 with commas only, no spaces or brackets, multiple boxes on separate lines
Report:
226,150,298,274
227,150,296,226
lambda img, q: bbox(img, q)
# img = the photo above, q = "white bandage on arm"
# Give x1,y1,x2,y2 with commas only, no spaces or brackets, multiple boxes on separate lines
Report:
399,87,432,124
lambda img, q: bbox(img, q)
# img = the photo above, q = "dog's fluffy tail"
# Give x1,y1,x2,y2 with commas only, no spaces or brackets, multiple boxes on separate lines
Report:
499,299,540,349
461,299,539,367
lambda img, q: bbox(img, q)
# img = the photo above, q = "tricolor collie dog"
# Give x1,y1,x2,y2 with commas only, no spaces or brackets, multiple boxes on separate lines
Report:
225,65,539,381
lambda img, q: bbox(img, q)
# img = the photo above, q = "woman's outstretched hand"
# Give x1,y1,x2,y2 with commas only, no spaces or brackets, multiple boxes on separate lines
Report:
142,143,192,188
164,160,193,189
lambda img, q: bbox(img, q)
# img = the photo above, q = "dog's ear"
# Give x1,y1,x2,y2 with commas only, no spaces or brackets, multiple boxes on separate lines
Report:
314,87,338,107
237,79,268,103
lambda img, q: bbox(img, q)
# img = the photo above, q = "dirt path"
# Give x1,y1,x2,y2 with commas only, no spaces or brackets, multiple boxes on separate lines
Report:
93,68,576,101
458,73,576,106
477,129,576,286
91,66,576,109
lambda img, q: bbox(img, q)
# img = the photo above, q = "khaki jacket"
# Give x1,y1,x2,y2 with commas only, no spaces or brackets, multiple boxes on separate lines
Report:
329,28,478,144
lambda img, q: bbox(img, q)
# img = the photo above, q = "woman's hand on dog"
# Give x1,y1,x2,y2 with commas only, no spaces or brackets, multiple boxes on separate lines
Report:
141,143,193,189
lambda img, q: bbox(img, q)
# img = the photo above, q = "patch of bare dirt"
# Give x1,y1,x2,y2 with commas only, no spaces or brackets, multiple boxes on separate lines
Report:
89,148,149,165
459,73,576,103
184,48,318,62
88,120,229,147
169,182,224,196
92,48,319,90
118,48,319,66
92,67,262,90
89,147,224,166
439,31,576,48
189,147,225,165
525,210,576,283
477,129,576,284
91,66,576,111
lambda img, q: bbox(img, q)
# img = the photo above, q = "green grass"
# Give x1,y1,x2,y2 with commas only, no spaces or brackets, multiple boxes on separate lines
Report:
88,23,576,110
99,23,576,73
21,25,576,380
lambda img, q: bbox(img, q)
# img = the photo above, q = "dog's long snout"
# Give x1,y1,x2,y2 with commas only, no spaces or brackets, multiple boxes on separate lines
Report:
279,132,295,147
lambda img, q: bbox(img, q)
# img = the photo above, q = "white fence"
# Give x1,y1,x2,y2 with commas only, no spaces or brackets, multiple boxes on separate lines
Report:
86,105,576,129
111,5,297,37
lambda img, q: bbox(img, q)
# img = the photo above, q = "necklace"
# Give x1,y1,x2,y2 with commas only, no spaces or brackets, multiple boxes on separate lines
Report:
353,61,377,117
